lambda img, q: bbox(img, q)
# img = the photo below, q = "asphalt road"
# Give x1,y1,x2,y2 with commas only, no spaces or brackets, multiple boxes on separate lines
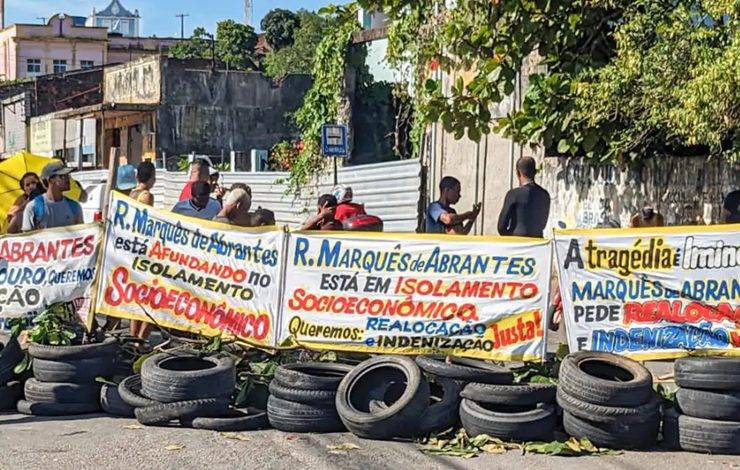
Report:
1,413,738,470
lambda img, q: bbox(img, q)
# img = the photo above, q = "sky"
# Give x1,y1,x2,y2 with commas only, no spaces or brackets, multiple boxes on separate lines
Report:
5,0,332,37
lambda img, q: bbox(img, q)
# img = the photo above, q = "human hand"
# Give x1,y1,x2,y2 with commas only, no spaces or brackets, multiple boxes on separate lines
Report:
319,202,336,220
470,202,482,219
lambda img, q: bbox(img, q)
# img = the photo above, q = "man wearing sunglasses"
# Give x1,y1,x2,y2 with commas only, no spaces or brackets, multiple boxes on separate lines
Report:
21,161,83,232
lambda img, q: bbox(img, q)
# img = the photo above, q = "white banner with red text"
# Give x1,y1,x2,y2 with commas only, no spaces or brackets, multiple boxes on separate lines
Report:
277,231,552,361
554,224,740,360
94,192,285,347
0,223,101,332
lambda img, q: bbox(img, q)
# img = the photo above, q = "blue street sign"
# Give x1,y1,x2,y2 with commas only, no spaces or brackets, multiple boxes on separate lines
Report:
321,124,348,157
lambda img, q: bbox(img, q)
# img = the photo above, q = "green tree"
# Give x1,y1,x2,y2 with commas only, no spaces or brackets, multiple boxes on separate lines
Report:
261,8,301,50
215,20,258,70
169,27,213,60
263,10,332,77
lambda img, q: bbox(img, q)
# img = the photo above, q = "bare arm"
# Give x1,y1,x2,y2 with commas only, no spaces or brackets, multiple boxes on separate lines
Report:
439,211,472,227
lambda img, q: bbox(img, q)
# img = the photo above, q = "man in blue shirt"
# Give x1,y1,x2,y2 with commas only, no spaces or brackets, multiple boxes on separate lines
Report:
172,181,221,220
425,176,481,234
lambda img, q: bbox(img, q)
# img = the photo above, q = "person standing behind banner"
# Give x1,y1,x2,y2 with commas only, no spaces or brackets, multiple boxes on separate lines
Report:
497,156,550,238
21,161,82,232
128,160,157,341
115,163,137,196
172,181,221,220
302,194,343,231
332,185,366,223
723,189,739,223
630,204,664,228
6,172,41,234
426,176,481,235
213,187,252,226
179,157,211,202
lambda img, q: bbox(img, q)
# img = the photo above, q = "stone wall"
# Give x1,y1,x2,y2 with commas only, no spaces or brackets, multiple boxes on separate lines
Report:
540,157,740,230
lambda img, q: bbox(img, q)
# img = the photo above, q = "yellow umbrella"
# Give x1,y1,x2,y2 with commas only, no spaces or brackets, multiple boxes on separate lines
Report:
0,152,83,233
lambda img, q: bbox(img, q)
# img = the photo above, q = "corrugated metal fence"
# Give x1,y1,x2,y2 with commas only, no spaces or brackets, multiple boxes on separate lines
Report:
73,160,422,232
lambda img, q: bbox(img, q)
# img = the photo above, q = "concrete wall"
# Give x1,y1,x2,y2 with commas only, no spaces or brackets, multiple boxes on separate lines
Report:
541,157,740,230
156,59,311,159
1,93,30,156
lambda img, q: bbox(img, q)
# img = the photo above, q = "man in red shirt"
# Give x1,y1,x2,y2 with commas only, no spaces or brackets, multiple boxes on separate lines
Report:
331,185,366,223
179,157,212,201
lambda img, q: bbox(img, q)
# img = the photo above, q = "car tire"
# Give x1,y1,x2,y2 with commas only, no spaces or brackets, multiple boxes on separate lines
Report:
462,382,556,406
676,388,740,421
17,399,101,416
663,407,739,454
556,387,661,423
415,356,513,384
0,381,23,411
182,407,269,431
267,395,344,433
674,357,740,391
559,351,653,406
0,337,24,385
135,398,230,426
460,398,557,441
268,379,336,405
28,337,118,361
336,355,430,439
101,383,135,418
562,411,659,450
141,354,235,403
32,356,115,383
273,362,353,391
118,375,158,408
24,378,100,404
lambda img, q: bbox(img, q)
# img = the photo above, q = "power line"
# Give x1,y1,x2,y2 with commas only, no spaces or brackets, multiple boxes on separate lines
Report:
175,13,189,39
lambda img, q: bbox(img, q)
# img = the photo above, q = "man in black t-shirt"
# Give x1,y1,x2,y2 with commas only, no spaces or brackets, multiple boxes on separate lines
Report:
723,190,740,224
497,156,551,238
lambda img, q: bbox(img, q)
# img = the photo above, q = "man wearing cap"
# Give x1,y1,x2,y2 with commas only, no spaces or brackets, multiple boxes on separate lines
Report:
21,161,83,232
179,156,212,202
116,163,137,196
172,181,221,220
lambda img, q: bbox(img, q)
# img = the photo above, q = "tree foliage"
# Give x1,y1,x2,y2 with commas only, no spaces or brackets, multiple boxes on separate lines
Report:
359,0,739,162
263,10,333,77
261,8,301,50
169,21,258,70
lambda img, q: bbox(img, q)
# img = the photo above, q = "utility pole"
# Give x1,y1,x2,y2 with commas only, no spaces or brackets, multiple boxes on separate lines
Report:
37,17,47,25
175,13,189,39
244,0,253,27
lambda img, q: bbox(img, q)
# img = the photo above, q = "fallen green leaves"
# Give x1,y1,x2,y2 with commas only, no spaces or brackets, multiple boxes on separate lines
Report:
220,432,251,441
327,443,360,454
418,429,620,458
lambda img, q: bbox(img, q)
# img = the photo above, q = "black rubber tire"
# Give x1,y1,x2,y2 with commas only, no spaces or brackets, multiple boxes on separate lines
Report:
462,382,556,405
141,354,235,403
415,356,513,384
24,378,100,404
17,399,101,416
663,407,740,455
676,388,740,421
267,395,344,433
135,398,230,426
269,379,336,405
0,337,24,384
101,383,135,418
28,337,118,361
273,362,353,391
118,375,158,408
0,381,23,411
32,356,115,383
336,355,430,439
182,408,269,431
562,411,659,450
556,387,661,424
674,357,740,391
559,351,653,406
460,399,557,441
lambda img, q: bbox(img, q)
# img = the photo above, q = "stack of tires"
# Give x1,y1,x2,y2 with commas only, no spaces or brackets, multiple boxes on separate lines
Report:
267,362,352,433
664,356,740,455
0,338,24,411
119,353,266,431
557,351,660,449
18,338,118,416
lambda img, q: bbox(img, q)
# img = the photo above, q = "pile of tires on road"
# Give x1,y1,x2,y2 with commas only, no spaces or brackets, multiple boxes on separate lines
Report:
664,356,740,455
0,337,24,411
556,351,660,450
116,352,268,431
18,338,118,416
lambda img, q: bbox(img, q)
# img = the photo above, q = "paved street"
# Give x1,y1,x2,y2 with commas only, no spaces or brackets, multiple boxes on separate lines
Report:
1,413,738,470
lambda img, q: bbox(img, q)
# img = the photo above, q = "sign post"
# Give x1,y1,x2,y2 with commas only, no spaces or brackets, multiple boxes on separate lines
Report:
321,124,348,185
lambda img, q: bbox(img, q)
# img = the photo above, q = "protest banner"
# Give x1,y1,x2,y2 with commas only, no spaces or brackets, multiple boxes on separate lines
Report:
277,231,552,361
0,224,101,332
554,224,740,360
94,192,285,347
